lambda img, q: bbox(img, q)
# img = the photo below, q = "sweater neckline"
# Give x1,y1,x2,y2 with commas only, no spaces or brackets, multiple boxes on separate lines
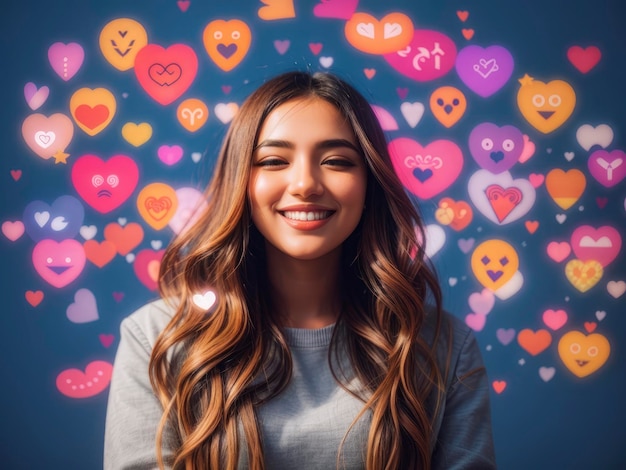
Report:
283,323,335,348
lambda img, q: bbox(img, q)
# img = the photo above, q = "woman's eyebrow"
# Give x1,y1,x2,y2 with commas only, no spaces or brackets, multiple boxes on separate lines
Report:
254,138,360,153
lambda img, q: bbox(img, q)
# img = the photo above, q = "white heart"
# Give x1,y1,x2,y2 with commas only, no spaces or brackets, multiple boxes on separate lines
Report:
607,280,626,298
539,366,555,382
34,131,56,149
191,152,202,163
151,240,163,250
595,310,606,321
575,124,614,151
383,22,402,39
34,211,50,227
319,56,333,68
80,225,97,240
564,151,575,161
494,270,524,300
118,217,127,226
356,22,375,39
400,102,425,128
126,253,135,263
423,224,445,258
193,291,217,310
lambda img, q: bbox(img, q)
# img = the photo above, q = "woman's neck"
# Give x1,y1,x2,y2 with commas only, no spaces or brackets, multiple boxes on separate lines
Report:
264,245,342,329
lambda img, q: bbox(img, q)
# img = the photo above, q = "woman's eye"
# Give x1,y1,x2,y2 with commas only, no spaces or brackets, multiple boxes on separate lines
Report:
256,157,286,167
323,158,355,167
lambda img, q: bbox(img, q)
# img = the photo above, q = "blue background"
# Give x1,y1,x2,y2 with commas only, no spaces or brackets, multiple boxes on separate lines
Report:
1,0,625,468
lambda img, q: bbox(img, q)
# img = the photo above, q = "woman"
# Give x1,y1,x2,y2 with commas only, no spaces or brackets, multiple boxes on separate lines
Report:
104,71,495,469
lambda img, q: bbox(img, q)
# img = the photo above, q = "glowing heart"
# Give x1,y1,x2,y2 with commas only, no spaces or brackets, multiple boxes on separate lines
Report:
69,87,116,136
345,12,414,55
192,290,217,310
48,42,84,81
545,168,586,210
121,122,152,147
565,259,603,292
570,225,621,268
558,331,610,378
103,222,144,255
388,138,463,199
22,113,74,160
23,195,84,242
517,329,552,356
202,20,252,71
158,145,184,166
587,149,626,188
384,29,457,82
434,197,473,231
169,187,209,235
468,289,495,316
517,75,576,134
468,170,536,225
137,183,178,230
455,45,514,97
135,44,198,105
56,360,113,398
32,239,86,288
24,82,49,110
400,102,424,128
134,249,165,290
72,155,139,214
99,18,148,71
465,313,486,331
66,288,99,323
214,103,239,124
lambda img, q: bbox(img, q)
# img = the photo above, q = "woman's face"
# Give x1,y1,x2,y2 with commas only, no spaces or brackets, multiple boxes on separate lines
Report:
248,97,367,263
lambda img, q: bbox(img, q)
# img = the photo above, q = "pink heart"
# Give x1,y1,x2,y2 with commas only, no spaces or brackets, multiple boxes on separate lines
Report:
157,145,184,165
99,334,115,348
32,239,86,288
48,42,84,81
56,360,113,398
542,309,567,330
468,289,495,316
546,241,571,262
518,134,535,163
22,113,74,160
571,225,621,268
313,0,358,19
2,220,25,241
24,82,50,110
388,138,463,199
465,312,486,332
528,173,544,188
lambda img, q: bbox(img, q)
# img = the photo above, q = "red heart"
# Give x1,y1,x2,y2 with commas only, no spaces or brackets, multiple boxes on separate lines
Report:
84,240,117,267
25,290,44,307
567,46,601,74
74,104,109,130
133,249,164,291
71,154,139,214
56,360,113,399
485,184,522,222
134,44,198,105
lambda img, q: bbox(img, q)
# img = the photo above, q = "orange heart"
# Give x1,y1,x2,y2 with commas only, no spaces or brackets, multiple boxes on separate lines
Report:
492,380,506,394
202,19,252,72
147,260,161,282
517,328,552,356
545,168,586,210
257,0,295,20
565,259,603,292
435,197,473,231
84,240,117,268
103,222,144,255
136,182,178,230
558,331,610,378
345,12,413,55
517,75,576,134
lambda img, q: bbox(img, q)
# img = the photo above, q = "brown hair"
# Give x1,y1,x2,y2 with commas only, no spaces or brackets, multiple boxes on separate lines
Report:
150,71,446,469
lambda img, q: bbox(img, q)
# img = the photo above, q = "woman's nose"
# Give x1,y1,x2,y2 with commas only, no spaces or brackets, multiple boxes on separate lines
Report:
288,158,323,198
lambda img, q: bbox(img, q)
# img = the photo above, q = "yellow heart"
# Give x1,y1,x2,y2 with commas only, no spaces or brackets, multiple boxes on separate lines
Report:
516,75,576,134
565,259,603,292
121,122,152,147
558,331,610,378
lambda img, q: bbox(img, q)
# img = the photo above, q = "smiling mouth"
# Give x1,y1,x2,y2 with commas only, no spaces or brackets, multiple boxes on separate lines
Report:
281,210,333,221
575,360,589,367
538,110,555,119
48,265,71,275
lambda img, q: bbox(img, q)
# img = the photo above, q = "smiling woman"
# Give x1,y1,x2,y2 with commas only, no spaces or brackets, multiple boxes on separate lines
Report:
104,71,496,469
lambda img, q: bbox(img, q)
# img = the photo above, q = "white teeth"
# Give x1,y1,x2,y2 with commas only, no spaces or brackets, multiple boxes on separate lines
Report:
283,211,331,221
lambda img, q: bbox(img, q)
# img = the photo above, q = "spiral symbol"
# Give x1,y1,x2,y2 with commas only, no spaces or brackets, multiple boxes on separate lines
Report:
92,174,104,187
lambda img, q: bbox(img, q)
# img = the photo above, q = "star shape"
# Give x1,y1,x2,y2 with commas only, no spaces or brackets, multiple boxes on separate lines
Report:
518,74,534,86
53,150,70,164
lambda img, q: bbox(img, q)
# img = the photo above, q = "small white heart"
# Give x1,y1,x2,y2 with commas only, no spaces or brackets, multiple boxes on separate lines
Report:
118,217,127,226
151,240,163,250
126,253,135,263
193,290,217,310
191,152,202,163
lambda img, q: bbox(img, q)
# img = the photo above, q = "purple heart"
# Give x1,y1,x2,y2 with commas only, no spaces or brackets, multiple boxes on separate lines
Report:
413,168,433,182
496,328,516,345
48,42,84,81
455,45,514,97
487,270,502,282
458,238,475,254
274,40,290,55
587,149,626,188
66,288,99,323
469,123,524,174
217,43,237,59
23,195,84,242
468,290,495,315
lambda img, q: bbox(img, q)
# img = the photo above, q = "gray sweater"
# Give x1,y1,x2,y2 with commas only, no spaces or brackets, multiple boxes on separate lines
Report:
104,300,496,469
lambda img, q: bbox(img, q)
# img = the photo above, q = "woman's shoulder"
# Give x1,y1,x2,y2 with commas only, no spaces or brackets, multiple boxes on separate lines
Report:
120,298,178,347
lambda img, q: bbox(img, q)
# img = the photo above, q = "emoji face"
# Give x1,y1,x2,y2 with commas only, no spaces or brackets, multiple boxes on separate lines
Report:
558,331,610,378
32,239,86,288
564,259,603,292
136,183,178,230
468,123,524,174
22,113,74,160
344,12,413,55
202,19,252,72
516,75,576,134
99,18,148,71
430,86,466,128
471,239,519,291
71,155,139,214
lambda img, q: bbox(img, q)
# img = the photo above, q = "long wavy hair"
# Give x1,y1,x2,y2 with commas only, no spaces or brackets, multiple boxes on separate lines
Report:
150,71,446,469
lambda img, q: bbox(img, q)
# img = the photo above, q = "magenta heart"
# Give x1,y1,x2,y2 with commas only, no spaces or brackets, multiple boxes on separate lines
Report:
465,312,486,331
158,145,184,165
468,123,524,174
587,149,626,188
388,138,463,199
313,0,358,19
48,42,84,81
